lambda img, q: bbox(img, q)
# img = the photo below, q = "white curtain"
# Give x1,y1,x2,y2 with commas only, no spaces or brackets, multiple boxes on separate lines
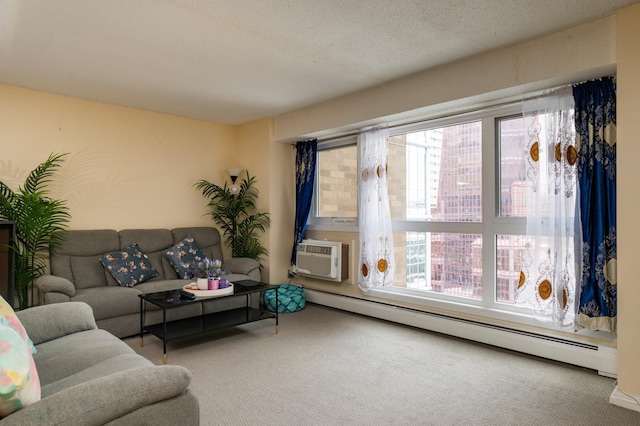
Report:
517,86,579,328
358,126,394,292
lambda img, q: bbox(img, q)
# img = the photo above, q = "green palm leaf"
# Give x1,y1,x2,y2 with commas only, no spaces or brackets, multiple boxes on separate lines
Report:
194,171,270,264
0,153,70,309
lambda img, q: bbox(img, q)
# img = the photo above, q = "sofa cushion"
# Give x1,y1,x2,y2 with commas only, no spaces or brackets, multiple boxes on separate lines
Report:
0,323,41,417
50,229,120,289
99,244,159,287
33,329,135,386
119,229,176,280
163,234,206,279
172,227,225,263
72,287,142,321
16,302,97,346
40,353,152,398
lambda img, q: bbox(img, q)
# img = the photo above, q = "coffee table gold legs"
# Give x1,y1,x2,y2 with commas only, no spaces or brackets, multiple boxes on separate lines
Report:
163,353,167,365
276,325,279,334
140,337,143,348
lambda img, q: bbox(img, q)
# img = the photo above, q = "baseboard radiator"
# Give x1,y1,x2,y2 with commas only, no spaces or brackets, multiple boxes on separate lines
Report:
304,289,617,378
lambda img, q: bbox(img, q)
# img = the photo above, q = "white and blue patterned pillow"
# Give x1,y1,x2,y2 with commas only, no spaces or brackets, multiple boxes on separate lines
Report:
163,234,206,279
99,243,159,287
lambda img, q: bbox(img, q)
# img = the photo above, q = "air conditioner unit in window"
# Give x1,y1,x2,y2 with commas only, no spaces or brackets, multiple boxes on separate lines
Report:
295,239,349,282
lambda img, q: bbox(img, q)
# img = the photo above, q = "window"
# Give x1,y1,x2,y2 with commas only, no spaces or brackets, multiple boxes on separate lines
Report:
386,108,533,312
315,144,358,220
310,103,575,326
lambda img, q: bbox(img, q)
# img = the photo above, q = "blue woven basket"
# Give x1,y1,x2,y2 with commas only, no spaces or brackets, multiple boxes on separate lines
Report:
264,284,306,313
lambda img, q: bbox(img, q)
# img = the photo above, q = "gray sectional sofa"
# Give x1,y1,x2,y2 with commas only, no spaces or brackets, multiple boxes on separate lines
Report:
35,227,261,338
4,301,199,425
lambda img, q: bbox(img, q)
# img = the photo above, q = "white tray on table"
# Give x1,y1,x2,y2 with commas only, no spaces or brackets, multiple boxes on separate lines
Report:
182,283,234,298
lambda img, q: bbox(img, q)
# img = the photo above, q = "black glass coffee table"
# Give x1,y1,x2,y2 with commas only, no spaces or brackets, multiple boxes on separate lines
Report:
139,280,279,364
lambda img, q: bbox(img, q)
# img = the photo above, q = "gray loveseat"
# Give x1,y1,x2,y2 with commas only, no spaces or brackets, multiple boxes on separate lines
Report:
4,302,199,425
35,227,261,338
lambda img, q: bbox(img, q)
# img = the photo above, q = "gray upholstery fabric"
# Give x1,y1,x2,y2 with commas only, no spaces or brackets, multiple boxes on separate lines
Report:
34,329,135,385
3,302,199,425
51,229,119,289
3,365,196,426
104,389,199,426
37,227,261,338
42,291,71,304
33,274,76,297
16,302,97,345
224,259,262,281
71,286,142,320
40,353,152,397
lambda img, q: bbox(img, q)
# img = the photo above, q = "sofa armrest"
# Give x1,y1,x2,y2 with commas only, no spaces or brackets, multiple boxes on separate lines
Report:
223,257,260,277
1,365,194,426
16,302,97,345
34,274,76,298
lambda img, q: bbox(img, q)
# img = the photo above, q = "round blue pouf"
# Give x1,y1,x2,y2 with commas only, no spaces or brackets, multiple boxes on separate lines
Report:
264,284,305,313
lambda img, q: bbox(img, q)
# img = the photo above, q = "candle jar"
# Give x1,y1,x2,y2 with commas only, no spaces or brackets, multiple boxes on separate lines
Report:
208,277,219,290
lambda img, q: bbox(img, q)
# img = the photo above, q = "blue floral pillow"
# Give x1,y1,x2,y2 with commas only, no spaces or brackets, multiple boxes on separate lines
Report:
99,243,159,287
163,234,206,279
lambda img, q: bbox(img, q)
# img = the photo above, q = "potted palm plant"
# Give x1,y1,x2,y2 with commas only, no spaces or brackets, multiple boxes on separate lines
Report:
194,170,270,264
0,153,70,309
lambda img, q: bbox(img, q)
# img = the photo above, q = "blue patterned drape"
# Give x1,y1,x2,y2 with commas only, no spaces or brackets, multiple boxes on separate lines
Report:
573,77,617,333
291,139,318,266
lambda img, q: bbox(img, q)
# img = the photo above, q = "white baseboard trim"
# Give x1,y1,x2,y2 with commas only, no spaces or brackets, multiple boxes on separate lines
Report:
305,289,617,377
610,386,640,412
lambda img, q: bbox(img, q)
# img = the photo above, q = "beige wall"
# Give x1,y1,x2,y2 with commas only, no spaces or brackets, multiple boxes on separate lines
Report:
616,3,640,397
237,117,294,284
274,15,617,143
0,84,237,234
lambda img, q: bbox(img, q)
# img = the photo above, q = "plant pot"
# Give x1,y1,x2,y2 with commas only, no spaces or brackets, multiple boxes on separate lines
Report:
197,278,208,290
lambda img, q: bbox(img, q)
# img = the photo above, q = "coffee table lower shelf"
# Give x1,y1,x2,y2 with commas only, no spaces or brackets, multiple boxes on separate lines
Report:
144,307,276,342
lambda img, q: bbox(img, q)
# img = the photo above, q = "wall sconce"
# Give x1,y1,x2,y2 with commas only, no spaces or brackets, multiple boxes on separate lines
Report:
227,167,242,195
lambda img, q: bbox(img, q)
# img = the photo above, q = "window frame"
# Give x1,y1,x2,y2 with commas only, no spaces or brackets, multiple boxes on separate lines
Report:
307,103,580,330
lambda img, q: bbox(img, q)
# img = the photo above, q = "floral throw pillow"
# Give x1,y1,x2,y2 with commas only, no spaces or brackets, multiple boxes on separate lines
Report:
163,234,206,279
99,243,159,287
0,296,36,355
0,323,41,418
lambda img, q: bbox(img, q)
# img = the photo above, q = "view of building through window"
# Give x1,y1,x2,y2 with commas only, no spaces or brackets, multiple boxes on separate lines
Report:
389,121,484,299
316,146,358,218
315,110,535,308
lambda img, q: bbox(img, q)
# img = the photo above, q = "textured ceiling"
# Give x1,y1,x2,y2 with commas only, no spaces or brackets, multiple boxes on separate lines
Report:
0,0,637,125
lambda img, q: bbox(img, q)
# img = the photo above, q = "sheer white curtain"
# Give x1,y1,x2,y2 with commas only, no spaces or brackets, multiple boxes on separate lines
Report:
517,86,579,328
358,126,394,292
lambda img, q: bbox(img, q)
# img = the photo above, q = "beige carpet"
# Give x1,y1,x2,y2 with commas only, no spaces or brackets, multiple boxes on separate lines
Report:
125,304,640,425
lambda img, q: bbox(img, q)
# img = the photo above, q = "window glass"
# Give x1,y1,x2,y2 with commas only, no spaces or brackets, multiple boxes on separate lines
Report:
498,115,529,218
316,145,358,218
389,121,482,222
393,231,482,300
495,234,527,304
